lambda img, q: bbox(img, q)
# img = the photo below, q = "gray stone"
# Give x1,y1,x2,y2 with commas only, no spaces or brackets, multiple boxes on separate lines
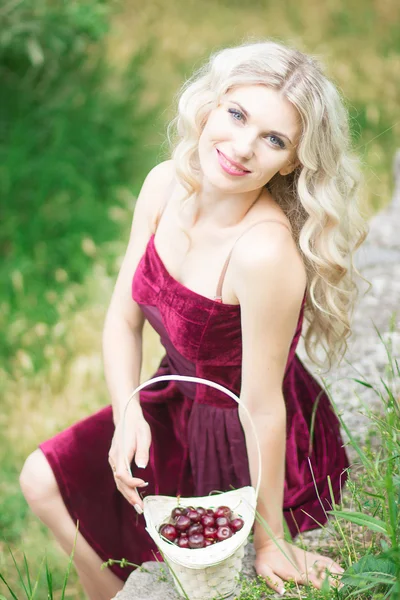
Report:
113,542,278,600
116,151,400,599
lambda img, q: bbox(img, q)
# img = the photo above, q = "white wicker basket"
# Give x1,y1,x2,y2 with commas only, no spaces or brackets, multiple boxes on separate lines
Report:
122,375,262,600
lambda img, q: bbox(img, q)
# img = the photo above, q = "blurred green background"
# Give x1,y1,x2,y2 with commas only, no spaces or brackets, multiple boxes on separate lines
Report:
1,0,399,597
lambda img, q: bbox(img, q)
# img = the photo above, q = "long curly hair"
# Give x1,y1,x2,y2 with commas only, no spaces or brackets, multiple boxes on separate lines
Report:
166,40,369,371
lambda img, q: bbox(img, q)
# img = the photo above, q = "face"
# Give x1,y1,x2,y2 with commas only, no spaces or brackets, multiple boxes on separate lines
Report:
197,84,302,193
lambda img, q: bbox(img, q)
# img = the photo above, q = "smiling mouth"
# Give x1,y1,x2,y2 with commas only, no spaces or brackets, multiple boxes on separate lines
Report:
216,148,250,175
217,150,251,174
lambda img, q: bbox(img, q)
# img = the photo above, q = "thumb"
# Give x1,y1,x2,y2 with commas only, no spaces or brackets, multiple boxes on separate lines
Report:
135,422,151,469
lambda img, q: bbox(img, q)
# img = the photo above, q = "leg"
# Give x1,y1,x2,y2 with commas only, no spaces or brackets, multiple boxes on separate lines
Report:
20,449,124,600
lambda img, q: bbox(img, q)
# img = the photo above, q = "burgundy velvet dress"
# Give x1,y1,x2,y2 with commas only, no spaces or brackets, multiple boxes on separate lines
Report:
40,230,349,582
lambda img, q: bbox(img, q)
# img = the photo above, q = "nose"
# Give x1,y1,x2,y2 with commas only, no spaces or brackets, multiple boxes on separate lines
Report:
231,129,257,161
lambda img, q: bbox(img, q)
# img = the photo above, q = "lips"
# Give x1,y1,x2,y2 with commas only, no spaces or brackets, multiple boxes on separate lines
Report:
217,150,251,173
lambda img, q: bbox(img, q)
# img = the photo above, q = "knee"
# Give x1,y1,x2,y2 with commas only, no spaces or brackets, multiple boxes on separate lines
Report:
20,449,59,514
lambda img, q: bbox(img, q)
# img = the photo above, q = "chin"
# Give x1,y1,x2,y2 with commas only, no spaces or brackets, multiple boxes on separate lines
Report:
200,156,238,190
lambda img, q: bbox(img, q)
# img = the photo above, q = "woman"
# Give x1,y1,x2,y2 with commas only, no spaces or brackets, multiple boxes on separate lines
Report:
20,40,367,599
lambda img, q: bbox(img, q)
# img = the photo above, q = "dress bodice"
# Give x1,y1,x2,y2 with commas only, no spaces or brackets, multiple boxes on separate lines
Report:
132,233,306,406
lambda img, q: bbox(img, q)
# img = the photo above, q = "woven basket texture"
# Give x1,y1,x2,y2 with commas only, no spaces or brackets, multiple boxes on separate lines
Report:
168,543,245,599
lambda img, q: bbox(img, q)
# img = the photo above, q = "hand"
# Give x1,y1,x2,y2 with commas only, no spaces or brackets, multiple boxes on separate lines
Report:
108,402,151,513
254,538,344,595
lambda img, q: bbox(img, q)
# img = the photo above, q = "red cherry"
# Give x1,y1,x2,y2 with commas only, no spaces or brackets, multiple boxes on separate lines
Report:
175,515,191,531
215,516,230,528
196,507,206,517
180,532,188,538
171,507,185,519
203,526,217,540
186,509,201,523
204,539,213,547
230,518,244,532
216,526,233,541
178,536,189,548
159,524,177,542
214,506,232,520
201,514,215,528
188,523,203,536
206,509,214,516
188,533,205,549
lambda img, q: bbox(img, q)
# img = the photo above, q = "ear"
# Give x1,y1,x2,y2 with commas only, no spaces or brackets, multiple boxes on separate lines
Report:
279,158,301,176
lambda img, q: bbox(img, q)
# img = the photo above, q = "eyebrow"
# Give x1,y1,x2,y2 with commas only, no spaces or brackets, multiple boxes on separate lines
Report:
230,101,294,145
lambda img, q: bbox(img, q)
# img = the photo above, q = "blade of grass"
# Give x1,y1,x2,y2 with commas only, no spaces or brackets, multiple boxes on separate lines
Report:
322,385,373,472
345,580,392,598
45,557,53,600
22,552,32,597
308,389,324,456
0,573,19,600
327,510,388,534
8,545,30,598
60,521,79,600
373,322,395,378
360,489,385,500
307,457,330,522
327,476,353,562
351,378,374,389
343,571,396,585
29,556,45,600
298,509,327,532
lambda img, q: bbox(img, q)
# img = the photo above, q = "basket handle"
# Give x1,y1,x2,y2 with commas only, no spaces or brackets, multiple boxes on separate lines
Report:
122,374,262,500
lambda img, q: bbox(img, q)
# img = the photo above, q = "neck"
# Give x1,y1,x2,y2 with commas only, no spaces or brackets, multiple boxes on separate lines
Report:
192,185,264,229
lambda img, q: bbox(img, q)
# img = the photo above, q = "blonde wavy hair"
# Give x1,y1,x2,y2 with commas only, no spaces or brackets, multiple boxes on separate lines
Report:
167,40,369,371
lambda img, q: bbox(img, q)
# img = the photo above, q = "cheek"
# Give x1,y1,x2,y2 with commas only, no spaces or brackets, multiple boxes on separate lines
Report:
202,111,229,141
257,152,289,180
263,147,291,167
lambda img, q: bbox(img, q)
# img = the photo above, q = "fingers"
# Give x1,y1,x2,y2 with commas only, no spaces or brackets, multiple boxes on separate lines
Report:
113,470,148,510
323,559,344,574
108,417,152,512
314,560,344,590
109,449,149,510
256,562,286,596
296,560,343,591
309,552,343,573
295,569,322,590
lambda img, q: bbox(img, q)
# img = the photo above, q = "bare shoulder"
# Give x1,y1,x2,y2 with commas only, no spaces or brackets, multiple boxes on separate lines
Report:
104,160,176,331
232,221,307,310
135,159,176,226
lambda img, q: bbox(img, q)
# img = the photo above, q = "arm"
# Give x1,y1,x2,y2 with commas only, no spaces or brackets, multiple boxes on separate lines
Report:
102,159,175,426
232,223,306,546
233,224,343,594
103,160,177,511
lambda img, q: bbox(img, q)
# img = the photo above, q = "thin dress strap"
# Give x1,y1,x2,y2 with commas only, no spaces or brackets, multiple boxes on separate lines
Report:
214,219,292,302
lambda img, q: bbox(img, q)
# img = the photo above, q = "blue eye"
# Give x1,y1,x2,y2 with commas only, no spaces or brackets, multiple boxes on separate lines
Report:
267,135,285,149
227,108,244,121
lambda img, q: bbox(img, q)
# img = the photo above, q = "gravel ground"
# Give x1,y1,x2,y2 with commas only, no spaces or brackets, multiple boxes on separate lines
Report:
115,152,400,600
